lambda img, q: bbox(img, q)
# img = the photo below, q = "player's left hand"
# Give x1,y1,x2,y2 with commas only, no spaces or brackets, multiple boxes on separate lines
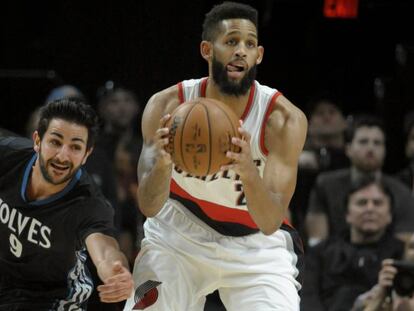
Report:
221,120,257,179
97,261,134,303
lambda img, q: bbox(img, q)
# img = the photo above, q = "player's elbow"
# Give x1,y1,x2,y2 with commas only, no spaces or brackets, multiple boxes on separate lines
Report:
260,221,280,236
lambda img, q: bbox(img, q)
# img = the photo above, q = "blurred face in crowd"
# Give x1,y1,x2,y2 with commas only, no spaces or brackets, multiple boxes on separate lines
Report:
33,119,91,186
309,101,347,136
346,126,385,172
405,126,414,160
405,234,414,262
346,183,392,240
100,90,139,130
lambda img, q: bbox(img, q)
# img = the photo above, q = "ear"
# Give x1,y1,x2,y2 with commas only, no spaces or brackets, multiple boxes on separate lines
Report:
200,41,212,62
81,147,94,165
256,46,264,65
345,210,351,225
345,143,352,158
33,131,41,153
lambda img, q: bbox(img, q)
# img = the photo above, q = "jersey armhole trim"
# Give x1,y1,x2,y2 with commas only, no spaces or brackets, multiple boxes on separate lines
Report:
259,91,282,155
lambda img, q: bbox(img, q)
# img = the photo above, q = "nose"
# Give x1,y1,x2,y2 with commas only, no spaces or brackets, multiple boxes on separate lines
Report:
365,200,375,211
55,145,71,162
235,43,247,58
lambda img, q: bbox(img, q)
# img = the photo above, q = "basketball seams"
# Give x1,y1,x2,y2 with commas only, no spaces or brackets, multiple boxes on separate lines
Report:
212,103,239,154
199,102,212,176
180,104,197,173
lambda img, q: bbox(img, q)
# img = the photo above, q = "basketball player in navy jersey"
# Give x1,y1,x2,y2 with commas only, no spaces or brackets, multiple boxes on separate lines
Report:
0,98,133,310
124,2,307,310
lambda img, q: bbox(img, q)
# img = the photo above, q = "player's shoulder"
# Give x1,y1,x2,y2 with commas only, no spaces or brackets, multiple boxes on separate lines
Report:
146,84,181,117
266,93,307,136
0,136,33,163
0,136,30,149
274,94,307,125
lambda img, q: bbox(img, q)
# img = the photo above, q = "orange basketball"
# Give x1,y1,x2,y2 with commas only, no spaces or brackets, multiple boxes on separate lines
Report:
165,98,241,176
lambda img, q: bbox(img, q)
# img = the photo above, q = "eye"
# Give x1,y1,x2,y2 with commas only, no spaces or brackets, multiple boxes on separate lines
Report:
50,139,61,147
226,39,237,46
246,41,257,48
71,145,82,151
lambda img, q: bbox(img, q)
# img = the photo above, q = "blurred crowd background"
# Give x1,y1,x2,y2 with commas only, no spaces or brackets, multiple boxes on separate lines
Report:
1,0,414,310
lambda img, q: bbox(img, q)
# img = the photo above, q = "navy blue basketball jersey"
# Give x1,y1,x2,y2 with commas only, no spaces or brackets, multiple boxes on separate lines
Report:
0,137,115,310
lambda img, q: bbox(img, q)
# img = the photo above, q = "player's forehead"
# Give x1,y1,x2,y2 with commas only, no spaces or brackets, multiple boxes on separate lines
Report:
45,118,88,143
218,19,258,39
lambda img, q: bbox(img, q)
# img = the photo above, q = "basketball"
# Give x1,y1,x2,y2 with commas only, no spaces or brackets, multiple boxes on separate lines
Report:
164,98,241,176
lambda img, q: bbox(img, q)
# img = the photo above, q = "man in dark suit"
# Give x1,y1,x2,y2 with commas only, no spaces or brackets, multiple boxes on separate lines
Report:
305,115,414,246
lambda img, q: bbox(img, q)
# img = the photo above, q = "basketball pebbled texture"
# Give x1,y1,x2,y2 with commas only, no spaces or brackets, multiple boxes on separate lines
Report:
165,97,241,176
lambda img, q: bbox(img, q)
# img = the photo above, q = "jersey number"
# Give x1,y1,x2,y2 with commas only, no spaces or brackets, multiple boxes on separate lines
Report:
9,233,22,257
235,183,246,205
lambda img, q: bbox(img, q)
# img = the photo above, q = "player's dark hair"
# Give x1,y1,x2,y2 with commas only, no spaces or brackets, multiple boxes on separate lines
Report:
345,114,385,143
37,97,100,150
202,1,258,41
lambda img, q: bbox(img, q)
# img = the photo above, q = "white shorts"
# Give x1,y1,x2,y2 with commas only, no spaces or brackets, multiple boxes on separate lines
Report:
124,201,303,311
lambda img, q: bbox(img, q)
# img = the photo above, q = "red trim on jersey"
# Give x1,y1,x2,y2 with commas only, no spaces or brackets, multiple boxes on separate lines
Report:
200,78,208,97
171,179,258,228
282,218,294,229
171,179,292,230
260,91,282,155
200,79,256,121
240,81,256,121
177,82,185,104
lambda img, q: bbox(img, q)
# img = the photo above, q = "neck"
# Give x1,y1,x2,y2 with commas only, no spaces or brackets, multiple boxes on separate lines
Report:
310,134,344,149
206,78,252,117
350,166,382,181
27,161,70,201
350,228,385,244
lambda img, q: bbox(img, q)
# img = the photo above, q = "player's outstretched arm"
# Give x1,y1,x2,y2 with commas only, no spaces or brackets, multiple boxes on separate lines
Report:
85,233,134,303
136,87,180,217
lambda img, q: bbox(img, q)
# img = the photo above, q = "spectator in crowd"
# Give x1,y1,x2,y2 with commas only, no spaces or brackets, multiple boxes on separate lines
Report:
396,111,414,193
96,80,142,161
94,81,144,264
300,96,349,172
351,233,414,310
114,135,144,266
301,176,405,311
291,97,349,240
305,115,414,246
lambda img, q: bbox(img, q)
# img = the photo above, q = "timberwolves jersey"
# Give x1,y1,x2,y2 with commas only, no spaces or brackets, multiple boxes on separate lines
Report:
170,78,282,236
0,137,115,311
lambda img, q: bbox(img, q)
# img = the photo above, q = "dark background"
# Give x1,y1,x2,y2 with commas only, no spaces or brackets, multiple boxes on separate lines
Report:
1,0,413,172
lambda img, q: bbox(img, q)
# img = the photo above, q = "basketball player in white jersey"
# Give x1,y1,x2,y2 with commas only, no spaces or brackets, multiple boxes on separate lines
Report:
124,2,308,310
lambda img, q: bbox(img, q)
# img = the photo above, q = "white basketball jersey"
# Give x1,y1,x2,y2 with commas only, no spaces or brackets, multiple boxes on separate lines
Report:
170,78,282,236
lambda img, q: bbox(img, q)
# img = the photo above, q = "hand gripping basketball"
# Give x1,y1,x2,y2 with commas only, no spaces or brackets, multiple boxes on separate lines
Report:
164,98,241,176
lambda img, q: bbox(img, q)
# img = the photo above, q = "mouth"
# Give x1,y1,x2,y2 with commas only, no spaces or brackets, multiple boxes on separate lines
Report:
50,162,70,175
226,61,246,79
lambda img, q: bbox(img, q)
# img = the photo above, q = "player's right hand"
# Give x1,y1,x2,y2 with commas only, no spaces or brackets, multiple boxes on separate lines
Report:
154,114,173,167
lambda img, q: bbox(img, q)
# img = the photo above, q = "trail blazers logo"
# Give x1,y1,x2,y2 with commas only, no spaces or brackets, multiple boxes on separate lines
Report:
133,280,162,310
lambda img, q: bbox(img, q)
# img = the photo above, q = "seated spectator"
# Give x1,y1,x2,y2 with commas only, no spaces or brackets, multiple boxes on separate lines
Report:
396,111,414,193
292,97,349,240
305,115,414,246
352,233,414,310
301,176,405,311
96,80,142,161
300,97,349,172
114,135,144,266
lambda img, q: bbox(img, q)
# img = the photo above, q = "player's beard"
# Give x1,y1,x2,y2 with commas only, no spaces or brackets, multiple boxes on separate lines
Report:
39,148,76,185
212,56,256,97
